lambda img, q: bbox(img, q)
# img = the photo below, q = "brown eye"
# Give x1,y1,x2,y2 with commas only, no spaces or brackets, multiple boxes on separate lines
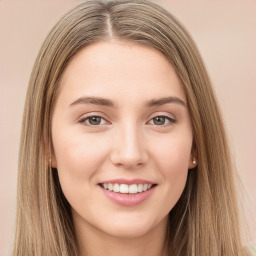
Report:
153,116,166,125
88,116,102,125
79,116,108,126
149,115,176,126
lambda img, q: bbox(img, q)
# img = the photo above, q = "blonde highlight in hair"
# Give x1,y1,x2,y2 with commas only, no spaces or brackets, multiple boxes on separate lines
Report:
13,0,248,255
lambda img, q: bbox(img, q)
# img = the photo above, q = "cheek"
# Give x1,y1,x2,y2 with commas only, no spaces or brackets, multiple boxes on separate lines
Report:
53,130,110,177
150,134,192,205
52,132,110,208
51,132,111,210
152,133,192,171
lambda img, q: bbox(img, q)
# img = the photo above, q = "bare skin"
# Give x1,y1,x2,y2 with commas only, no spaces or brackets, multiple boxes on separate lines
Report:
51,40,194,256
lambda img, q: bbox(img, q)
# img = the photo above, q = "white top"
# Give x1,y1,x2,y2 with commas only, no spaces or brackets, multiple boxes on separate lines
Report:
247,243,256,256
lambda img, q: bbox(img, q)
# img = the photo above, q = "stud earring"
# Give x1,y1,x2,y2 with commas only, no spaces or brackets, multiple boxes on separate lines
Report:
192,158,197,165
48,146,52,168
48,141,52,167
48,150,52,167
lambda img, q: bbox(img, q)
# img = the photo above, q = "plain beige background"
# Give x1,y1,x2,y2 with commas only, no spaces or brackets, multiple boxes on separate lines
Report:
0,0,255,255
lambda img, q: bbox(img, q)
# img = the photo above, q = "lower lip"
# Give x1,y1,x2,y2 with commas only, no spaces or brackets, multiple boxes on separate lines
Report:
99,185,156,207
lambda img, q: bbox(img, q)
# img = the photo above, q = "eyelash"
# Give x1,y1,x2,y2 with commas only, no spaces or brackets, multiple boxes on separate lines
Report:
79,115,109,126
147,115,176,126
78,114,176,127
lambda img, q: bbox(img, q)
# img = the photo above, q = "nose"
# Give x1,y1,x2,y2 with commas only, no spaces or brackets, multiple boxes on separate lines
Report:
110,123,149,169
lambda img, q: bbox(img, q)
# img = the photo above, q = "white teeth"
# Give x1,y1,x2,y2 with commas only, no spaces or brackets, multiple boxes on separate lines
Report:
129,184,137,194
113,183,119,192
137,184,143,192
119,184,129,193
108,183,113,191
102,183,154,194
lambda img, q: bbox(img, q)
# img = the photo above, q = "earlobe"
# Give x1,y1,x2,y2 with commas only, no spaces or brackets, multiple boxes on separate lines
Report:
188,156,197,169
46,143,57,168
188,144,197,169
50,153,57,168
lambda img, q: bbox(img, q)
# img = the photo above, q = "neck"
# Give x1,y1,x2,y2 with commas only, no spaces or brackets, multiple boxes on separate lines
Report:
74,215,168,256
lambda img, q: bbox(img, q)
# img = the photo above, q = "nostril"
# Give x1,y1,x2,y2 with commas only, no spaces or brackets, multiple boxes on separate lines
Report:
109,136,149,168
110,153,148,169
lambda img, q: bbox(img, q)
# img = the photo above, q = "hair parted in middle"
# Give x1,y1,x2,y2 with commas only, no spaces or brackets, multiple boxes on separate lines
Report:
14,1,246,255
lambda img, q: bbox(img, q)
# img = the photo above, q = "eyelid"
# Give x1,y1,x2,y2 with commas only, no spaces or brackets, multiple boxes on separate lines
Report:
77,111,176,127
146,113,177,126
149,111,176,120
78,112,111,126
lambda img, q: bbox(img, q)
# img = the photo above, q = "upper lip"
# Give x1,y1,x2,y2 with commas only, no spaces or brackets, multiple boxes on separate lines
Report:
99,179,156,185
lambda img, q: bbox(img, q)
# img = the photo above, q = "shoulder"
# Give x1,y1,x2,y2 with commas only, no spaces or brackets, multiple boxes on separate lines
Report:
246,242,256,256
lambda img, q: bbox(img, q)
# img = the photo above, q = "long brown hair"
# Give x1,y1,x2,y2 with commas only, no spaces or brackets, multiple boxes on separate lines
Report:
13,0,248,255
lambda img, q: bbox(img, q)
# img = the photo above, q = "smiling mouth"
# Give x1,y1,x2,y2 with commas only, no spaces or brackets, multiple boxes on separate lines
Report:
99,183,157,194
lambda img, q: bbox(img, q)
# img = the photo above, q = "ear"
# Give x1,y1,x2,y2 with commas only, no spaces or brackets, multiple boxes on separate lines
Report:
188,147,197,169
46,142,57,168
188,156,197,169
50,152,57,168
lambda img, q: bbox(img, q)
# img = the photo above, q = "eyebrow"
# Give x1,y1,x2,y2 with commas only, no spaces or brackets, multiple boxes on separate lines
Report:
69,96,116,108
146,96,186,107
69,96,186,108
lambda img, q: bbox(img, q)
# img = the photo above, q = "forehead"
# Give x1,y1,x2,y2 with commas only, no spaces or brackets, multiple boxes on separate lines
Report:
58,40,186,105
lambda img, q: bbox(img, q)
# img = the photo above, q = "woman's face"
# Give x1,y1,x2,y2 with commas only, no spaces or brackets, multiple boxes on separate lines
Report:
51,40,194,239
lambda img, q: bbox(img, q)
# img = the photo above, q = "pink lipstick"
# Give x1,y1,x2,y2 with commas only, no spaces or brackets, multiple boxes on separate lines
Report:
98,179,156,207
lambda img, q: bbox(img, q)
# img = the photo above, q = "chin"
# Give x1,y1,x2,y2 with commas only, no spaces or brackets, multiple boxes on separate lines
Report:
98,214,168,239
103,223,154,239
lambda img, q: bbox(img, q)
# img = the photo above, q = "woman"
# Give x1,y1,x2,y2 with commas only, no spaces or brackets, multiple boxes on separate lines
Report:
12,0,252,255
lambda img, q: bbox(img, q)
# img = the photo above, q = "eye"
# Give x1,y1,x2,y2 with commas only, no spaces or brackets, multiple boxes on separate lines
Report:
79,115,108,126
148,115,176,126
